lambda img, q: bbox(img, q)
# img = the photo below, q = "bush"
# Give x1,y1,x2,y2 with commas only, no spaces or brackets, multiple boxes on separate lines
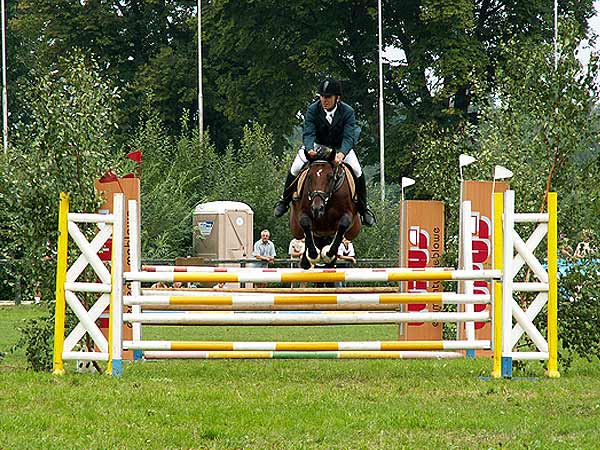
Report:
131,111,215,258
352,181,401,259
557,256,600,368
13,310,55,372
135,117,292,258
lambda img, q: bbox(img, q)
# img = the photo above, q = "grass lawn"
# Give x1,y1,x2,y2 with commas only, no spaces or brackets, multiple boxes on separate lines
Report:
1,304,599,449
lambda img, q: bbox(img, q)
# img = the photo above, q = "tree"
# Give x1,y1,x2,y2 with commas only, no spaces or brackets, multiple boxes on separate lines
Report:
383,0,595,176
8,1,197,134
0,51,120,302
6,0,596,166
411,21,600,248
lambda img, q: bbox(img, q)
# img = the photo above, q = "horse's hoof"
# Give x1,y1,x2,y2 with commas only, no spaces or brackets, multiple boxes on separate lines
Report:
307,256,321,266
300,258,312,270
307,250,322,266
320,245,336,264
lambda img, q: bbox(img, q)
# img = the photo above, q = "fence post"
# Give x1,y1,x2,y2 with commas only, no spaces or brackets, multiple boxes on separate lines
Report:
52,192,70,375
546,192,559,378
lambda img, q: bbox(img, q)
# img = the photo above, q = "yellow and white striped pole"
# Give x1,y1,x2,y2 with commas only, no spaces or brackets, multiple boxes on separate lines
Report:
126,269,501,285
491,192,503,378
52,193,70,375
546,192,559,378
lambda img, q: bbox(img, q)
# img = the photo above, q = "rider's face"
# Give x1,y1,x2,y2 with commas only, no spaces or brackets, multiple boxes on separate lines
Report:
320,95,338,111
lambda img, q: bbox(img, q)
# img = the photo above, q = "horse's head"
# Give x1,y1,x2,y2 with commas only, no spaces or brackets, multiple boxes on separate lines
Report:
306,159,337,220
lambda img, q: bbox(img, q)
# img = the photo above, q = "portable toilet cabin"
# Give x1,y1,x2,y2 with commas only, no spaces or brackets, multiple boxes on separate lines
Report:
192,201,254,260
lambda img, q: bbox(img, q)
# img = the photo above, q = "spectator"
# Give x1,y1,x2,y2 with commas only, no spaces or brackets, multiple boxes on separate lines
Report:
573,229,594,259
252,229,276,288
288,237,305,267
559,233,574,258
337,238,356,265
336,238,356,288
288,237,306,288
253,229,276,267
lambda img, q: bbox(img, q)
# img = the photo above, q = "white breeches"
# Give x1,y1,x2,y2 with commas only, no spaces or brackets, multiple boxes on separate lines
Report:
290,147,362,178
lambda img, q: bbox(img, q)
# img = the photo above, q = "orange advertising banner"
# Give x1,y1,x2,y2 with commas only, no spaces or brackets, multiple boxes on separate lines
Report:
94,176,141,360
460,180,508,356
398,200,444,341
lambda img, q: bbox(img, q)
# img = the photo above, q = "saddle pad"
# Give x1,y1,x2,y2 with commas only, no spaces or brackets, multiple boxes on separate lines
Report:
294,164,356,202
293,169,309,201
342,164,357,201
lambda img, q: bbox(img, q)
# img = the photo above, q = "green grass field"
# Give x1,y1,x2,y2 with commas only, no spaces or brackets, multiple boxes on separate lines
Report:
1,305,600,449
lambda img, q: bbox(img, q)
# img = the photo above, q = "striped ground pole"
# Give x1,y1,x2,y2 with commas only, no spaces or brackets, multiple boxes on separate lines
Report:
142,350,465,360
123,340,491,351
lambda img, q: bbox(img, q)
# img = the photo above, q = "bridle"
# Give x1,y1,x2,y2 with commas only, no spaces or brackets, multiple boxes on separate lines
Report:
307,161,341,208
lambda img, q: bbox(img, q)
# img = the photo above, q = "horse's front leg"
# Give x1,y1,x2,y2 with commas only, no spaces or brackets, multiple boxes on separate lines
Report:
299,214,320,268
320,213,353,264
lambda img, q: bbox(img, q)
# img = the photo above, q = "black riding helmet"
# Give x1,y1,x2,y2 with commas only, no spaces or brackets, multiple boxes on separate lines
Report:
317,78,342,96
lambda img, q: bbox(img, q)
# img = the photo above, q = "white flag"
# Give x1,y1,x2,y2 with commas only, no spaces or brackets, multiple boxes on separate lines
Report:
459,154,477,168
401,177,416,188
493,165,513,180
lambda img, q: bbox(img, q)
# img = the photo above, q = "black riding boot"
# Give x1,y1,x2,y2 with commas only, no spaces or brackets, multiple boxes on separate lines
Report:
356,174,376,227
273,172,296,217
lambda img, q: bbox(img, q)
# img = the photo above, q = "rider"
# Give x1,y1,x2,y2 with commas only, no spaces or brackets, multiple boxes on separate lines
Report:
273,78,376,226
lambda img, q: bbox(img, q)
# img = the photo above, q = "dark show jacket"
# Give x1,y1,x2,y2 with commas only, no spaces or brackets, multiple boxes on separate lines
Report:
302,100,359,155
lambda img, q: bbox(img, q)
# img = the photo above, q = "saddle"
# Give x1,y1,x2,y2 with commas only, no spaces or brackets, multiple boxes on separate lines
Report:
293,163,356,202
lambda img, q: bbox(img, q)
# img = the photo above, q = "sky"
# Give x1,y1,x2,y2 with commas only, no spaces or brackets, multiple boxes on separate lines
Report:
578,0,600,66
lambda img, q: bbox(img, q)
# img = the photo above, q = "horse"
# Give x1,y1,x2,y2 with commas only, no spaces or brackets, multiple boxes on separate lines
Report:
290,148,361,270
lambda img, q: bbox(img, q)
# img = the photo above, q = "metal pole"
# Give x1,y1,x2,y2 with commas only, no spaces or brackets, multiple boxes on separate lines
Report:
197,0,204,142
1,0,8,154
377,0,385,201
553,0,558,70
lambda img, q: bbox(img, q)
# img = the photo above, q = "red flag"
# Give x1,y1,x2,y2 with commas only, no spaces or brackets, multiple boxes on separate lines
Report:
99,169,119,183
127,150,142,163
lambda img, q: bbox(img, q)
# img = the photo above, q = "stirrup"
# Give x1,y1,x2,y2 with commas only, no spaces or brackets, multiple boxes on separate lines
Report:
361,207,376,227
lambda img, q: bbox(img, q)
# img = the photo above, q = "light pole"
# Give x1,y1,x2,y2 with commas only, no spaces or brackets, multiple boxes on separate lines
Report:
553,0,558,70
377,0,385,201
197,0,204,142
1,0,8,154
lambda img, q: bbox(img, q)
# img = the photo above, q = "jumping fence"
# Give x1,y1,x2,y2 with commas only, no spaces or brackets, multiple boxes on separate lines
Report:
52,190,558,378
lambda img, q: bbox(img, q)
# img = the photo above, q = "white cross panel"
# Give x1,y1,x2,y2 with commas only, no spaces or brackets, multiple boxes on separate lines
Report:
61,211,117,360
509,222,550,353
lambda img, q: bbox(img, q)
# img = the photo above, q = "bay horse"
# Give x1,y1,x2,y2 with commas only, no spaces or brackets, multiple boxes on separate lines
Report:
290,148,361,269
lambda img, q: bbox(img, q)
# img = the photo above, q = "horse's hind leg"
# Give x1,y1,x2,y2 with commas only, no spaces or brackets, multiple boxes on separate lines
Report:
321,213,353,264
